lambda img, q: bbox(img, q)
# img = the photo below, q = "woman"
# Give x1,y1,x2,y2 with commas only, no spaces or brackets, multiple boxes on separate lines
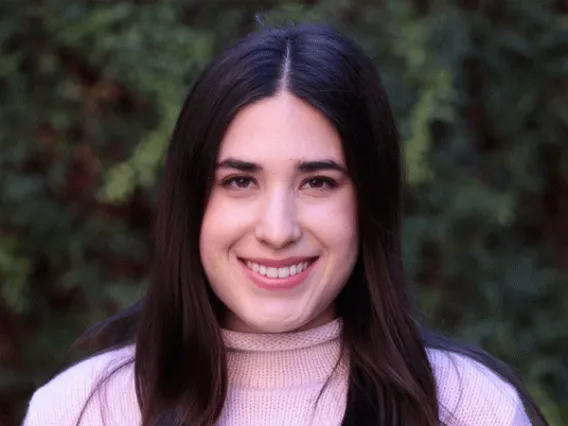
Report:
23,23,547,426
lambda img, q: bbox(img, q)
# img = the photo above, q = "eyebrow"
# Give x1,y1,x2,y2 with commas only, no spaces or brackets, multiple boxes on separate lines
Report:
216,158,260,172
216,157,348,174
297,159,347,174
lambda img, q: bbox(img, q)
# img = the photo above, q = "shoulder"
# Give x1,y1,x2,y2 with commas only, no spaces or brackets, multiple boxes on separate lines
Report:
427,349,531,426
22,345,139,426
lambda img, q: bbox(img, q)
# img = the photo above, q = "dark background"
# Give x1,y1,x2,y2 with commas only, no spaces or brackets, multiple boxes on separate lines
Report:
1,1,567,425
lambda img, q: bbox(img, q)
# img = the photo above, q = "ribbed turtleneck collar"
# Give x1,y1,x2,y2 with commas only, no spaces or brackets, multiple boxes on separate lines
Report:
221,319,346,389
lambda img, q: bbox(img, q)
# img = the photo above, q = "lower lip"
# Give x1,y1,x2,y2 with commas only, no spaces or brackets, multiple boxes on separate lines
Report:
240,259,317,291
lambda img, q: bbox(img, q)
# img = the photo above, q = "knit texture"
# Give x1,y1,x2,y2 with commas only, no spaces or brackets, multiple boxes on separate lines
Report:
23,319,531,426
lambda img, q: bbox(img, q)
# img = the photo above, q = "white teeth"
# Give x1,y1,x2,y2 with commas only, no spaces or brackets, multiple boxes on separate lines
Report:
244,260,312,278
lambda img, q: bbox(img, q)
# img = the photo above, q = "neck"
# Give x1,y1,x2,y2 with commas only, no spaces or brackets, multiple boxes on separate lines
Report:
221,318,346,388
223,308,339,334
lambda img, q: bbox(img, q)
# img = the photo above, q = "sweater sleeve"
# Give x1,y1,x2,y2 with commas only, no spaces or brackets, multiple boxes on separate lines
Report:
21,346,139,426
22,378,101,426
428,349,533,426
509,402,532,426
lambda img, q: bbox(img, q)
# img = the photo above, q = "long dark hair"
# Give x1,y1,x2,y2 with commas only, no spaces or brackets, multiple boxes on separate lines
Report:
74,24,548,426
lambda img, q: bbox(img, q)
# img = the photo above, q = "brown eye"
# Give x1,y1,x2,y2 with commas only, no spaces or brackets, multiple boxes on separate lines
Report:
222,176,256,189
301,177,338,190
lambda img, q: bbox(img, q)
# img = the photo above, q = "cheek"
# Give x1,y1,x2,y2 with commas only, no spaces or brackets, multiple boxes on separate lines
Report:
200,197,229,265
201,193,249,247
302,194,358,254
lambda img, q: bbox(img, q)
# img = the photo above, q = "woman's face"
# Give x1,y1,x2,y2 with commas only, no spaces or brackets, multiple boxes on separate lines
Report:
200,92,358,333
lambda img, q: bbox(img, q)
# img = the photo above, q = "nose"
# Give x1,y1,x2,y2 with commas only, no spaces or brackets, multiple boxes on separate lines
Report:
255,186,301,249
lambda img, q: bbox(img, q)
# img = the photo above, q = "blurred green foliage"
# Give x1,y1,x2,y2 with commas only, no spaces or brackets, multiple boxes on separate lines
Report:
1,0,567,424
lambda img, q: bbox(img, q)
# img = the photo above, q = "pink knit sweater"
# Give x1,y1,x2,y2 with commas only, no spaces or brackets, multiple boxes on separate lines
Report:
23,319,531,425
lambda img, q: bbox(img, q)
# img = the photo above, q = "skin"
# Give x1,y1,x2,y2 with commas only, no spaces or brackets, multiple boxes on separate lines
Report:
200,91,359,334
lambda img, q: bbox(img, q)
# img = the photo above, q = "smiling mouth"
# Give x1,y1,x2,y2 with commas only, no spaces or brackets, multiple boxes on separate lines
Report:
238,258,318,279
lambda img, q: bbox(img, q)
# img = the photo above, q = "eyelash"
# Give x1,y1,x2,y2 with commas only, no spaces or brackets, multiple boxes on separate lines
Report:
221,176,256,189
301,176,338,190
219,175,339,191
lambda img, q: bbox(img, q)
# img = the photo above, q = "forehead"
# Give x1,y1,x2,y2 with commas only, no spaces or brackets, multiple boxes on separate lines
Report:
218,92,345,163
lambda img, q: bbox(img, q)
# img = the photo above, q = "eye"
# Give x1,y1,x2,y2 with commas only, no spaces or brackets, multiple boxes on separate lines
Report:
221,175,256,189
301,177,338,190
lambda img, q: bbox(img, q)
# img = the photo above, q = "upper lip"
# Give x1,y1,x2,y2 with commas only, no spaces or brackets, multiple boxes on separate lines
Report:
239,256,318,267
